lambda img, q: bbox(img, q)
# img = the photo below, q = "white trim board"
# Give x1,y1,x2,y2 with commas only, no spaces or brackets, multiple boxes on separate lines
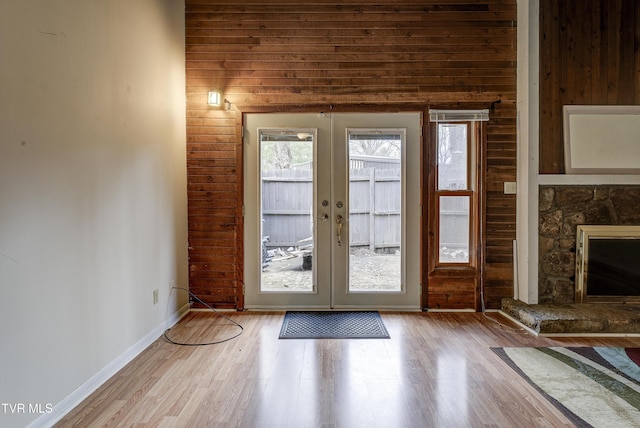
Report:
538,174,640,185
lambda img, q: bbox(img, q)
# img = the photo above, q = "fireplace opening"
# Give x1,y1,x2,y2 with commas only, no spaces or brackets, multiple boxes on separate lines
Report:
576,225,640,303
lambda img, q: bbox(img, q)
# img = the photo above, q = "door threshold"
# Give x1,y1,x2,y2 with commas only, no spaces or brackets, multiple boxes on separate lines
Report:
244,305,421,312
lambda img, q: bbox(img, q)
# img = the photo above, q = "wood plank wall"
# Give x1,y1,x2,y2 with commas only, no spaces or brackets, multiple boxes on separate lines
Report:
539,0,640,174
185,0,517,310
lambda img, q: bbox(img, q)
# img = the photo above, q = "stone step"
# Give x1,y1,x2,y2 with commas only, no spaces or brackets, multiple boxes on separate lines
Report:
500,298,640,335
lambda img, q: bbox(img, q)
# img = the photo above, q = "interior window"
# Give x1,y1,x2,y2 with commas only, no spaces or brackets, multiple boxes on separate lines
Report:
436,123,472,264
430,117,485,268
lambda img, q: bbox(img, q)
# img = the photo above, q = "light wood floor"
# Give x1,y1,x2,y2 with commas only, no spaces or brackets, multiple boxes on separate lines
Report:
56,311,640,427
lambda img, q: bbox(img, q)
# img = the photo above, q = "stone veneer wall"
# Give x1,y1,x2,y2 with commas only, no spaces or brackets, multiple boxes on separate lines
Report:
538,185,640,304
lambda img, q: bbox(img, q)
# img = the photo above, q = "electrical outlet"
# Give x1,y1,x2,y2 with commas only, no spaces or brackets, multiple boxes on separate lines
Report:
504,181,517,195
153,289,159,305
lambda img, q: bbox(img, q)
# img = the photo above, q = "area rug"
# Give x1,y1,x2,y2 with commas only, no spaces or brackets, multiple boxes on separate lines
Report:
279,311,390,339
492,347,640,428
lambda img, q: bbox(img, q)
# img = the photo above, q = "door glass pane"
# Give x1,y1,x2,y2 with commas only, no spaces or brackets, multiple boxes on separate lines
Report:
439,195,469,263
348,131,402,291
260,130,314,291
437,124,468,190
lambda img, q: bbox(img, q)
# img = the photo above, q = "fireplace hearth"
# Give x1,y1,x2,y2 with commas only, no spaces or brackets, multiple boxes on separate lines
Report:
500,298,640,335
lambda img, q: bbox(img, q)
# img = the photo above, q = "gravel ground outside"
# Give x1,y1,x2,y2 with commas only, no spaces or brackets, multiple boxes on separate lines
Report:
261,248,401,291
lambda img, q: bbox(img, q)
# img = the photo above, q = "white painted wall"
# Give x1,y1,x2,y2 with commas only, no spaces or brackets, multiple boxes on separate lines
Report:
0,1,188,427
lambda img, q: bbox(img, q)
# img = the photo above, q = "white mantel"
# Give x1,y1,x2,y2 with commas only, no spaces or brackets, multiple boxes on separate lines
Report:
538,175,640,185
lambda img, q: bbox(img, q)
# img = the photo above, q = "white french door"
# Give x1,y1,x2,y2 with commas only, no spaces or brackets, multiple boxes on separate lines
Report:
244,113,421,310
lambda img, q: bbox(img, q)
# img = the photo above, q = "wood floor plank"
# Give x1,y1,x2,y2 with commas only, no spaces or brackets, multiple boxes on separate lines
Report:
56,311,640,427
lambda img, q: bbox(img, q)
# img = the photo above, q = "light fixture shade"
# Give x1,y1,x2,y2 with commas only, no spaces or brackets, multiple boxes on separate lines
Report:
207,91,221,106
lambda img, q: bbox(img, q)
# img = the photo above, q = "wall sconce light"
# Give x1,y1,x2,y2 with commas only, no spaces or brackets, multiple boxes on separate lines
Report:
207,91,221,106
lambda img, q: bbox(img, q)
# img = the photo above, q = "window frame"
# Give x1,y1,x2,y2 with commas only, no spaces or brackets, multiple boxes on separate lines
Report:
429,120,483,271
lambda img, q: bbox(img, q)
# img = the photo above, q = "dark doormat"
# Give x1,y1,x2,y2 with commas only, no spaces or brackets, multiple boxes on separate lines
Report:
279,311,390,339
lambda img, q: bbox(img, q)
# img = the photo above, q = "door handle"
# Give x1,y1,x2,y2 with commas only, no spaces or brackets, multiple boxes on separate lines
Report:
336,214,344,246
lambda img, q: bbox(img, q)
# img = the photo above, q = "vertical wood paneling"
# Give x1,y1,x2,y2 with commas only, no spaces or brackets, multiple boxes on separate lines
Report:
186,0,517,309
540,0,640,174
483,101,516,308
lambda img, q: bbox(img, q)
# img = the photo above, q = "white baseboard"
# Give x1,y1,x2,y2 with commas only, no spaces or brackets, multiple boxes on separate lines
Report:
29,303,190,428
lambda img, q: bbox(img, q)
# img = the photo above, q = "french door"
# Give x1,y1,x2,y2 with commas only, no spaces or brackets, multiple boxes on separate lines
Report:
244,113,421,309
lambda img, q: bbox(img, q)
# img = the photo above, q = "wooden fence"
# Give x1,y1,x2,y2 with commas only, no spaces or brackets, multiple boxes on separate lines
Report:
262,168,401,251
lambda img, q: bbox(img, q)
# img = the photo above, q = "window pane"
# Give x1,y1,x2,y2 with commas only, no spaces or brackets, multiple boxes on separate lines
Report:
260,132,314,291
437,124,468,190
439,196,469,263
348,131,402,291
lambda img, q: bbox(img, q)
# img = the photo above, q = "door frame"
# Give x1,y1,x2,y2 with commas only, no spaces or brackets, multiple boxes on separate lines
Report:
241,112,423,311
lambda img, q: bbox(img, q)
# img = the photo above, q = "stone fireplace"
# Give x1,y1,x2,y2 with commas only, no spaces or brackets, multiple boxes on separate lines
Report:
538,185,640,304
499,184,640,336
